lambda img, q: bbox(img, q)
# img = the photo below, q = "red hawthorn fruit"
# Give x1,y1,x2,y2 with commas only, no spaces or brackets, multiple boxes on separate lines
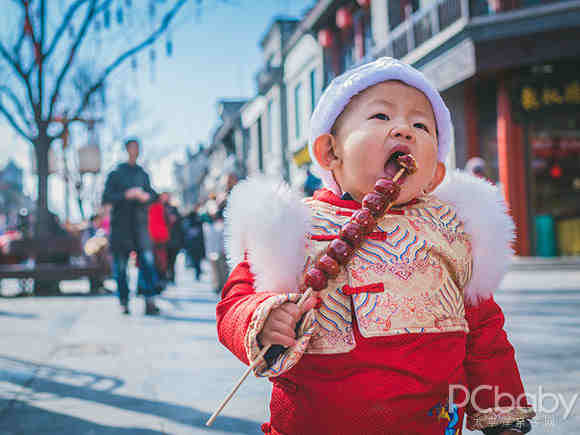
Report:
351,208,376,233
362,192,388,217
339,222,363,247
304,267,328,291
316,254,341,278
326,239,354,265
374,178,401,202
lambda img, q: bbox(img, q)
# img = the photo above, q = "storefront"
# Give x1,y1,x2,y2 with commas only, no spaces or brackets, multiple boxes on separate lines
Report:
514,62,580,257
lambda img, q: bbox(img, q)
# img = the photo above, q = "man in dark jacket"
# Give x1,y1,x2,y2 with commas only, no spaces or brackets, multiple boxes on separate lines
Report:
102,139,160,315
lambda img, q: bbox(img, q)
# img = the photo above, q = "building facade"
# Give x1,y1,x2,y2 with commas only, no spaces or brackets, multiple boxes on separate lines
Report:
0,160,33,232
241,19,299,181
367,0,580,256
208,0,580,257
173,145,210,210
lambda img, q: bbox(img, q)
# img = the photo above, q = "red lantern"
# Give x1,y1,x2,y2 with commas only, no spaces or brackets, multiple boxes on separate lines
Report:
550,164,562,179
336,7,353,29
357,0,371,7
318,28,334,48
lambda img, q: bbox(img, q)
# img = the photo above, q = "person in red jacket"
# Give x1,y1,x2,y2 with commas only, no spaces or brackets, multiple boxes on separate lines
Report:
148,193,170,292
216,58,534,435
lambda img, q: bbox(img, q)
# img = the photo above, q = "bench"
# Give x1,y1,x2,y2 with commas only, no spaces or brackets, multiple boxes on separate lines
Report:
0,237,109,295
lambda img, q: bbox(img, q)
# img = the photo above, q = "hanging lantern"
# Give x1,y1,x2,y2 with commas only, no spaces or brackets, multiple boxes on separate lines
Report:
131,56,138,71
336,7,353,30
78,144,101,174
357,0,371,8
116,7,124,24
318,28,334,48
550,164,562,179
166,40,173,57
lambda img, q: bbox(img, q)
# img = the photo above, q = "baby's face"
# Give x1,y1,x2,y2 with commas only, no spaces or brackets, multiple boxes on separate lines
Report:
331,81,439,204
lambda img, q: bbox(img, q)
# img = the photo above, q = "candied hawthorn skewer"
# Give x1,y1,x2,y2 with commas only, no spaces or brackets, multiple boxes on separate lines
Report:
307,153,419,292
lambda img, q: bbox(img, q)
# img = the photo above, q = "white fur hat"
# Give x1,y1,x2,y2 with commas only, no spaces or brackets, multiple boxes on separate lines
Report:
308,57,453,194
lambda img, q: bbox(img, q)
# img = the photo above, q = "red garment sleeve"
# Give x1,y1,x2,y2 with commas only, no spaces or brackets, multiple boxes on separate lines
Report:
148,202,169,243
216,261,278,365
464,296,529,412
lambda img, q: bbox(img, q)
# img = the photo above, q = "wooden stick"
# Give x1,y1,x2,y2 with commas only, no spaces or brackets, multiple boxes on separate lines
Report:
206,288,314,427
392,167,405,183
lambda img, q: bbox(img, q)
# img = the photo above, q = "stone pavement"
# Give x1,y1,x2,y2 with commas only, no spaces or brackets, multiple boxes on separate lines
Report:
0,258,579,434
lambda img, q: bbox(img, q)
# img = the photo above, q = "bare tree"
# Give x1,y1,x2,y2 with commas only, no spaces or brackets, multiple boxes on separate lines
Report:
0,0,188,237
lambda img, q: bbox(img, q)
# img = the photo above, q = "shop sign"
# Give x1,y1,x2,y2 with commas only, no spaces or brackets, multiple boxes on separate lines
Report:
515,77,580,119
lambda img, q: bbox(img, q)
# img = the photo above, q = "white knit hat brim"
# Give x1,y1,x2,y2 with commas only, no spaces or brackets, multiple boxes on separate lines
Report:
308,57,453,195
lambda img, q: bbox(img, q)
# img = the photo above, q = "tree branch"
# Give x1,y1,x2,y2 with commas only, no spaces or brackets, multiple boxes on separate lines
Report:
0,99,33,142
44,0,91,61
38,0,46,114
0,40,39,121
47,0,98,122
72,0,187,120
0,85,32,129
13,20,27,57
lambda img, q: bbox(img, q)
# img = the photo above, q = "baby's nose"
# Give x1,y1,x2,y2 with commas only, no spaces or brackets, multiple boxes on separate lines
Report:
390,125,415,142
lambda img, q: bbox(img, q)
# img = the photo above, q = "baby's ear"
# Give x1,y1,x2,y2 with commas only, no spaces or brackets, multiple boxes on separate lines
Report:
425,162,446,194
313,133,340,171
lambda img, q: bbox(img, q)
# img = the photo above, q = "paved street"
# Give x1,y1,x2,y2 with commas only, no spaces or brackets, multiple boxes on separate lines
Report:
1,257,579,434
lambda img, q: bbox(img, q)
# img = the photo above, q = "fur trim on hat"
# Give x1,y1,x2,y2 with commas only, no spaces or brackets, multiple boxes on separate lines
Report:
224,176,311,293
434,170,515,305
309,57,453,195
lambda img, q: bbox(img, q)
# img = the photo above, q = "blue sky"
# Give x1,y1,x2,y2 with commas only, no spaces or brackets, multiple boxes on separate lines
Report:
0,0,314,220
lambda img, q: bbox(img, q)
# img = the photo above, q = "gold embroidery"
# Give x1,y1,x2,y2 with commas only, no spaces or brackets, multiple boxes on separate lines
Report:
303,196,472,353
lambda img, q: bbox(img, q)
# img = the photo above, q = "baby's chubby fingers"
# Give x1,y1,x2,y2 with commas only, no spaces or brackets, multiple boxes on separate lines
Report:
258,293,317,348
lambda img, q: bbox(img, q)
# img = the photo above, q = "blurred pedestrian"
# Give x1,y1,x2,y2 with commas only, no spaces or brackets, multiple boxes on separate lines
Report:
203,203,227,294
184,205,205,281
102,138,160,316
82,213,110,294
163,193,184,284
148,193,169,292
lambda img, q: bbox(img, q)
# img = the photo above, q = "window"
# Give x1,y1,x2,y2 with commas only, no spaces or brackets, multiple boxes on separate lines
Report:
310,69,317,113
294,83,302,139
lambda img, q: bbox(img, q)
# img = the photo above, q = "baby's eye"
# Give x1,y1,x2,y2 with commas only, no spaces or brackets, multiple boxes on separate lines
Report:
370,113,390,121
414,122,429,132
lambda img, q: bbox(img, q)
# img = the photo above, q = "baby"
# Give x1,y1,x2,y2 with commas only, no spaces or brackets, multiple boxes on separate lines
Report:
217,58,534,435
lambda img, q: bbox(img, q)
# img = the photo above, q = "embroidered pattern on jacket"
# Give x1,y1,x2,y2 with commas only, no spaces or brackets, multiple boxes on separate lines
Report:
302,196,471,351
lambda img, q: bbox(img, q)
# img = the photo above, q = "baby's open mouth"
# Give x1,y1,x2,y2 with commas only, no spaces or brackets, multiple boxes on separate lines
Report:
384,148,410,180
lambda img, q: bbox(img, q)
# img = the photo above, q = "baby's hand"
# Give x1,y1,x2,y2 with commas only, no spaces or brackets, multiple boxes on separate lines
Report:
258,295,316,348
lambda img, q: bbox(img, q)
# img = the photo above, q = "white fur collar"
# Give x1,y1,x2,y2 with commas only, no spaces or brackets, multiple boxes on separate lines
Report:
225,171,515,305
434,170,515,305
224,176,311,294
